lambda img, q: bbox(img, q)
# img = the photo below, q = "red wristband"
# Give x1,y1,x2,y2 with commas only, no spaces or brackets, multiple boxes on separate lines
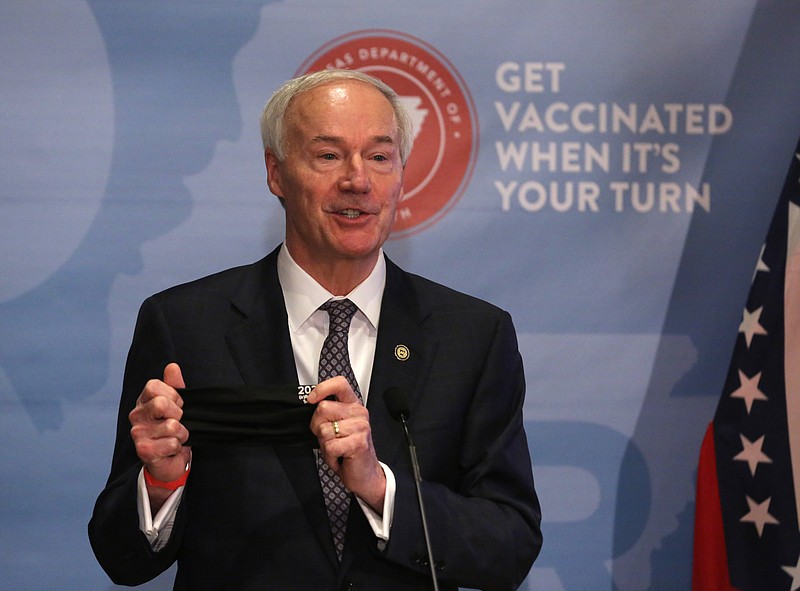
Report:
144,466,190,491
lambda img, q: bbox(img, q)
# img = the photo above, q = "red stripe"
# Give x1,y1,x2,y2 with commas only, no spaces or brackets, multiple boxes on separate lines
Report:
692,422,740,591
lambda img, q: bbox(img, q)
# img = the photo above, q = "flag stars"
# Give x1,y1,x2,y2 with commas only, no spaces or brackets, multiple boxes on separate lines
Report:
754,244,770,281
739,306,768,348
740,495,779,537
783,553,800,591
730,370,768,414
733,434,772,476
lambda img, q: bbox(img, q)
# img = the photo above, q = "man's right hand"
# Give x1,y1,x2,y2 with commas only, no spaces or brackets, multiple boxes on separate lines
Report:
129,363,191,493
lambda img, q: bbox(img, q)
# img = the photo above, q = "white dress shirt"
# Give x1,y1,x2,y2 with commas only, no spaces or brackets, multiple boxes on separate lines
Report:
139,244,396,549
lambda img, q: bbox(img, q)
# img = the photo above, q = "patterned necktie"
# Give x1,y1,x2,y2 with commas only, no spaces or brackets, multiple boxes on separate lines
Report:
317,298,361,559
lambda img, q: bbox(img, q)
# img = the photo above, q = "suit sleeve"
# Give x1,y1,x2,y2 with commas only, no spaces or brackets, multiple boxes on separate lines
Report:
88,296,187,585
381,310,542,591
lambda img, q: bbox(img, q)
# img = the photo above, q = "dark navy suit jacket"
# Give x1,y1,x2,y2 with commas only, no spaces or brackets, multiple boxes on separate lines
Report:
89,247,542,590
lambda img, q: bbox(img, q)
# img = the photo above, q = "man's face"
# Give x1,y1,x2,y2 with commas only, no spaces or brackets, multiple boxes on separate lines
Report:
266,80,404,275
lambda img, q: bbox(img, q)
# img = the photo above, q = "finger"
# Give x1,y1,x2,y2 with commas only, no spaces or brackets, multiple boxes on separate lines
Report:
319,426,376,483
132,416,188,446
306,376,359,405
137,362,186,409
319,415,371,454
130,386,185,433
163,362,186,390
311,417,350,465
309,401,369,438
131,418,189,465
154,416,189,444
138,378,182,406
150,396,187,425
325,418,345,441
163,363,186,409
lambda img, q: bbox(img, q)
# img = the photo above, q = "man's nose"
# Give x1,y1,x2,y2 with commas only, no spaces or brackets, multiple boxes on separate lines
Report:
339,156,370,193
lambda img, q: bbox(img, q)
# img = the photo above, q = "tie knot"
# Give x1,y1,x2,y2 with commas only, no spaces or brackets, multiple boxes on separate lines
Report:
321,298,358,333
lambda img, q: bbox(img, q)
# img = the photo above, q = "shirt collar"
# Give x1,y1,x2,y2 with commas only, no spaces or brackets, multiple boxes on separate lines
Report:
277,243,386,333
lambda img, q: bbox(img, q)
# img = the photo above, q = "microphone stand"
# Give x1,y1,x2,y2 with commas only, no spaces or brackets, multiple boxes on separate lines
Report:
397,412,439,591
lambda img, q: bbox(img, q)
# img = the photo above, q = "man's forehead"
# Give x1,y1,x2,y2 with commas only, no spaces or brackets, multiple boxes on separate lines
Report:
290,80,392,116
286,81,398,141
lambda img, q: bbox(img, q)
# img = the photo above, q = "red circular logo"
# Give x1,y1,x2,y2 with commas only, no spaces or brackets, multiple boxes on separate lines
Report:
296,29,478,238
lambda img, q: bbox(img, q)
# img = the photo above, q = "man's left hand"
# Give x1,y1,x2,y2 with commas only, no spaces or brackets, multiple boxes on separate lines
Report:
308,376,386,513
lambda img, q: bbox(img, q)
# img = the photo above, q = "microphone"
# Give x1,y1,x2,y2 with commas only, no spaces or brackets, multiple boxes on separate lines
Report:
383,387,439,591
384,386,409,421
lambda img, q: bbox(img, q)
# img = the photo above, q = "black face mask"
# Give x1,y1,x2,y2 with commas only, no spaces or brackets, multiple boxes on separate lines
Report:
179,385,318,448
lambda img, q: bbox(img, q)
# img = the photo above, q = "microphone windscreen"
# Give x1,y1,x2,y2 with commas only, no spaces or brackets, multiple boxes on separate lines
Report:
383,387,410,422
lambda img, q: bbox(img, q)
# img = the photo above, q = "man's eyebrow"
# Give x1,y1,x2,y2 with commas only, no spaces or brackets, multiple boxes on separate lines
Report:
310,134,343,145
371,135,395,146
310,134,396,146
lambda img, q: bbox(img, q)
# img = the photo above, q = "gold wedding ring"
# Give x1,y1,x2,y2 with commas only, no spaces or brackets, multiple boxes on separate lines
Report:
333,420,341,437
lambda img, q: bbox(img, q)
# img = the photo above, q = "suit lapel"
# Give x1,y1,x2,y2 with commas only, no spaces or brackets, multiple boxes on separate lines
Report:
225,248,297,386
367,258,435,468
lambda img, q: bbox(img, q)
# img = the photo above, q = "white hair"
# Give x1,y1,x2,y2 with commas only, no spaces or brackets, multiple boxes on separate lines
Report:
260,69,414,166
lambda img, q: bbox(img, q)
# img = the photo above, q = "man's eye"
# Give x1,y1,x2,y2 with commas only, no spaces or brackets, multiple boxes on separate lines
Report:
373,154,387,162
320,153,337,160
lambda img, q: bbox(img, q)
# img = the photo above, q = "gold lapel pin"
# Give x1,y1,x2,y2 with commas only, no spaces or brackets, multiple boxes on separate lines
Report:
394,344,410,361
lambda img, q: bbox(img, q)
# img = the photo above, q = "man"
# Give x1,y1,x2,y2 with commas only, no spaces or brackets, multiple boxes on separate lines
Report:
89,69,542,590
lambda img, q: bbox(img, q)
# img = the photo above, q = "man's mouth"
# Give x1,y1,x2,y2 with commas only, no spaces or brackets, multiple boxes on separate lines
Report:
338,209,364,219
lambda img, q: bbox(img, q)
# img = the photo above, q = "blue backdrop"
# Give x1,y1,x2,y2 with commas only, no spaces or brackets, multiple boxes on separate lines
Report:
2,1,800,589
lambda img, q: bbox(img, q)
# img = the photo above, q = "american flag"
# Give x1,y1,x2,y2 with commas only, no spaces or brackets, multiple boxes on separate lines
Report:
693,136,800,591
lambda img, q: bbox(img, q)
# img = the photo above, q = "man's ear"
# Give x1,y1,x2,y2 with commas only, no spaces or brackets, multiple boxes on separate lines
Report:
265,150,283,198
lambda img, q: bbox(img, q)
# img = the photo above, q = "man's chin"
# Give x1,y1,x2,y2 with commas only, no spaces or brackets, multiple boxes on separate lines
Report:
331,235,385,261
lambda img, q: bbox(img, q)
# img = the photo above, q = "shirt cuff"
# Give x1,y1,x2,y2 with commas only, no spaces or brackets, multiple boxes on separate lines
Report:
137,467,185,552
355,461,396,542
